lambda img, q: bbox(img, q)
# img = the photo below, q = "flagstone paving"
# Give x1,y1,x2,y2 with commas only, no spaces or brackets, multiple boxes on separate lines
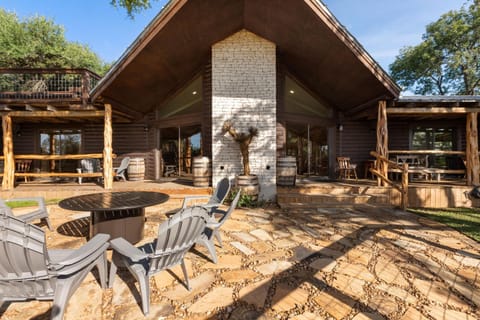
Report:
1,202,480,319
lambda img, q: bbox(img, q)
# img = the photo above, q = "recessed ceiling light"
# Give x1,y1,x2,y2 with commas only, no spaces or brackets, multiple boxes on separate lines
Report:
289,90,295,94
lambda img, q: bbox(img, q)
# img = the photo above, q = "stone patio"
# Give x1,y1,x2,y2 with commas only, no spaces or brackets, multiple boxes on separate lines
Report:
1,200,480,319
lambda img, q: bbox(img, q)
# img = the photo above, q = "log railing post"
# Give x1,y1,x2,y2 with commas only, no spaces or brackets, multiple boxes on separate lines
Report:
466,112,480,185
2,115,15,190
103,104,113,189
401,162,409,209
376,100,388,186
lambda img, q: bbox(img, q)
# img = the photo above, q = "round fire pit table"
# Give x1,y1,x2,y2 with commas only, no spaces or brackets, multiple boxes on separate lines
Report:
59,191,169,244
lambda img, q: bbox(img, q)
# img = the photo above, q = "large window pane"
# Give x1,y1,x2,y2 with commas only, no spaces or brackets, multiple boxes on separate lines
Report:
40,129,81,172
411,127,455,167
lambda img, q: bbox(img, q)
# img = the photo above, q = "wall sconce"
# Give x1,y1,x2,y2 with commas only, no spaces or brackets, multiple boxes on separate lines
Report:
337,124,344,132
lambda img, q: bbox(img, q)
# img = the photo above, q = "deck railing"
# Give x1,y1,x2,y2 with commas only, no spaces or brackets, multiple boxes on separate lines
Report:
370,151,409,209
0,69,101,104
0,153,111,181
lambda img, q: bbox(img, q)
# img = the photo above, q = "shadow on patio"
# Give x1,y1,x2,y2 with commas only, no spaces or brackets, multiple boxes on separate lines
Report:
1,200,479,319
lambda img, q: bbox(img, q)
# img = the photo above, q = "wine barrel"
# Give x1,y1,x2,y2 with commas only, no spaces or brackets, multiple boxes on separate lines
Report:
236,175,259,201
127,158,145,181
193,156,211,187
277,156,297,186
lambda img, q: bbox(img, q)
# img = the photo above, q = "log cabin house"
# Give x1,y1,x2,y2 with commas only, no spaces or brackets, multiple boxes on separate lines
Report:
1,0,479,207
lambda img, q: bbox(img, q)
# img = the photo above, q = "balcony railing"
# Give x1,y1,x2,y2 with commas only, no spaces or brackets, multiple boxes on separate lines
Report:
0,68,101,104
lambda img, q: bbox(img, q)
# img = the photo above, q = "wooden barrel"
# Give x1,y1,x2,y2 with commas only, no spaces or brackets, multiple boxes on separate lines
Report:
277,156,297,186
127,158,145,181
193,156,211,187
236,175,259,201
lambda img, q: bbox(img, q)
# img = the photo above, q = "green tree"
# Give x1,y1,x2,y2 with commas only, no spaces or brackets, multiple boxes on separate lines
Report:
110,0,157,17
390,1,480,95
0,9,110,75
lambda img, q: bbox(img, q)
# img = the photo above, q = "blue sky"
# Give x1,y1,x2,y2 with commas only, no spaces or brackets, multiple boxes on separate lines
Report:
1,0,469,71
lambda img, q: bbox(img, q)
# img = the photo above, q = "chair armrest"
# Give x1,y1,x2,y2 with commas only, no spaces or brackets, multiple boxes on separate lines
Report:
49,234,110,274
110,237,148,261
182,195,211,208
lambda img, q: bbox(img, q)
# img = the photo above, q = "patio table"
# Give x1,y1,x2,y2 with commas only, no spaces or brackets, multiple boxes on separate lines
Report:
59,191,169,244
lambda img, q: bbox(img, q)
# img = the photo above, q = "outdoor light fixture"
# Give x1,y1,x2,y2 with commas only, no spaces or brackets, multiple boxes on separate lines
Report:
192,91,197,95
289,90,295,94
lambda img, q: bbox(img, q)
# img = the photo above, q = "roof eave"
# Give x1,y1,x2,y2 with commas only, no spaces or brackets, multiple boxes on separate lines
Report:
309,0,401,97
90,0,183,101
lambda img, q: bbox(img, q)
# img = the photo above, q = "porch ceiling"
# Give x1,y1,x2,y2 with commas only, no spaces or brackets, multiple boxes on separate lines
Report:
93,0,400,116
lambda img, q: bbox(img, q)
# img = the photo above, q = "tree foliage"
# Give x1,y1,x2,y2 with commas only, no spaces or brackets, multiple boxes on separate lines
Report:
110,0,158,18
390,1,480,95
0,9,110,75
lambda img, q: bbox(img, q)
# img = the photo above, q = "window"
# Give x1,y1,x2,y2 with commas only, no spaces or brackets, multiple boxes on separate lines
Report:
40,129,82,172
411,127,454,151
411,127,455,167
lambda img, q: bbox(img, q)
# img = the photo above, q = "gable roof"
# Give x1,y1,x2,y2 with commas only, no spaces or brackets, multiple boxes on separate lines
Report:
92,0,400,116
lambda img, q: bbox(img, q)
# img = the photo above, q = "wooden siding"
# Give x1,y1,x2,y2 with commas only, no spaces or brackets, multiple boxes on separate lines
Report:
337,120,377,178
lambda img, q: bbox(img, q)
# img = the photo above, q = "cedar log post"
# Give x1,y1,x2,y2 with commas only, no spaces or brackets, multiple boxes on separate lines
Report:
103,104,113,189
466,112,479,185
376,100,388,186
2,115,15,190
401,162,408,210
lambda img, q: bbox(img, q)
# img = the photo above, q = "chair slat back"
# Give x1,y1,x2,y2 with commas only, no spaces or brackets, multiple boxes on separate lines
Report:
15,160,32,173
118,157,130,171
81,159,101,173
150,207,208,273
337,157,351,169
216,190,241,226
0,211,49,281
208,177,230,206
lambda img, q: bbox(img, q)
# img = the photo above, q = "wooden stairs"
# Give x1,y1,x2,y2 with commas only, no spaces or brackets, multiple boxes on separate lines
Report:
277,183,399,209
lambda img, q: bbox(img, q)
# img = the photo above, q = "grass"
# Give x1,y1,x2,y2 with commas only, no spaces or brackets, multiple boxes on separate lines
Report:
408,207,480,242
6,198,60,208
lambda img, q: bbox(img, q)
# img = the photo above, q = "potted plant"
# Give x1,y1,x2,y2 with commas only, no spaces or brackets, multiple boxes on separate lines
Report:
222,120,259,200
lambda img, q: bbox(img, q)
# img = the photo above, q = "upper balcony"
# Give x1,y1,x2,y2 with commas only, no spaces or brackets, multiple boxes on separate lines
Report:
0,68,101,106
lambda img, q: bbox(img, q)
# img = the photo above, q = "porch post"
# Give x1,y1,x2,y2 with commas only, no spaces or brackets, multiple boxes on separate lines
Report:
103,104,113,189
2,115,15,190
376,100,388,186
466,112,479,185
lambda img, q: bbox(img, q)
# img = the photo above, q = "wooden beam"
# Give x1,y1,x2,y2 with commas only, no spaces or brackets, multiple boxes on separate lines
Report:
101,97,144,120
46,105,58,112
466,112,480,185
389,150,465,155
277,112,335,127
14,153,104,160
388,107,480,114
2,115,14,190
103,103,113,189
7,110,104,118
376,100,388,187
345,94,389,116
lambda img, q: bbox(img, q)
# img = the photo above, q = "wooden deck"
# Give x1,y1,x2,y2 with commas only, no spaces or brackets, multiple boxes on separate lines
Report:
279,177,475,208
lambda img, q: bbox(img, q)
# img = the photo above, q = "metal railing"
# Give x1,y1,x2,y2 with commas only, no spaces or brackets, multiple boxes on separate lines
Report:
0,69,101,104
